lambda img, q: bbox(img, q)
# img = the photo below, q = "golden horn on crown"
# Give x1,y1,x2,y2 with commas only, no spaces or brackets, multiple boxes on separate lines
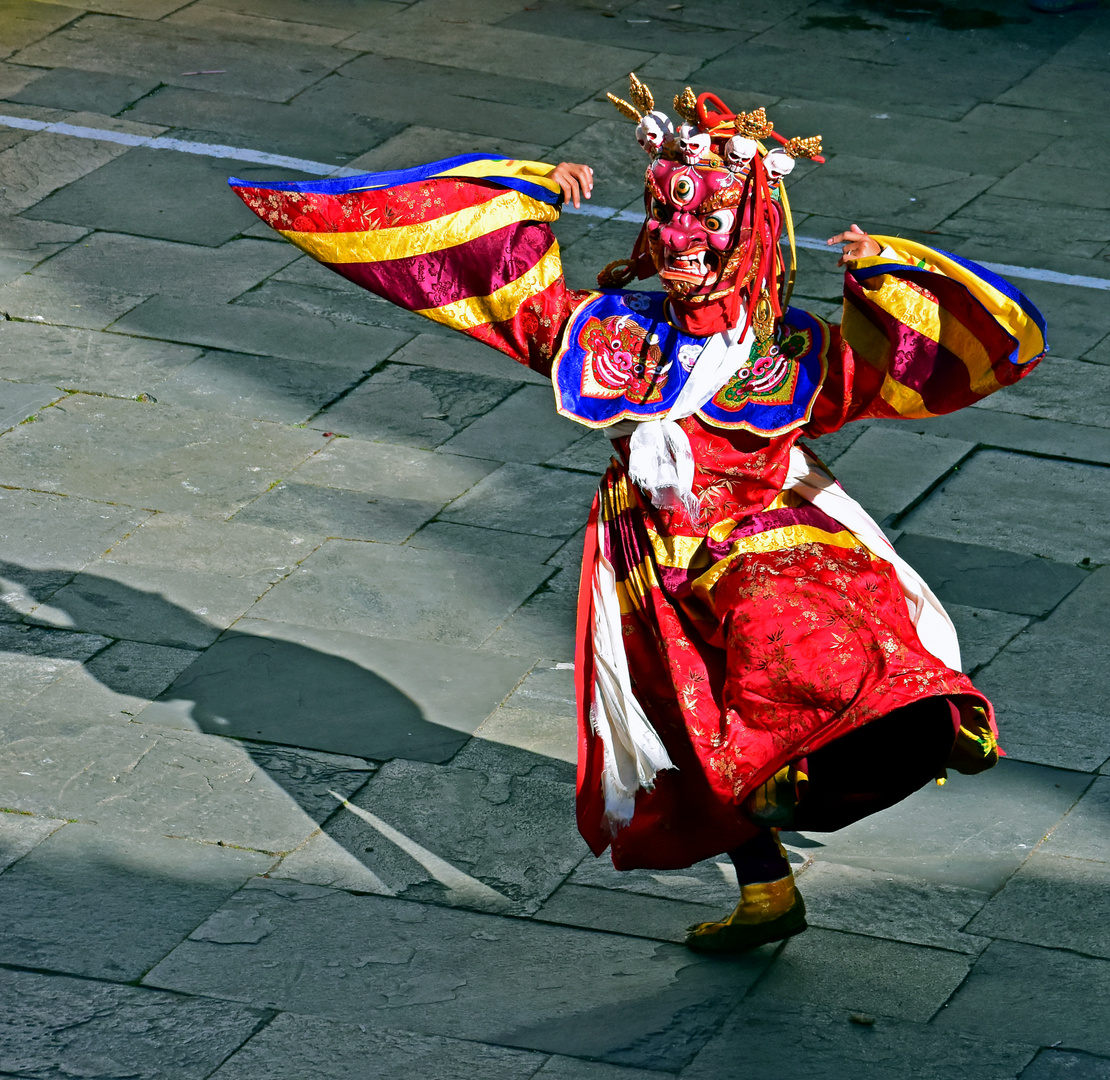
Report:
673,86,698,123
605,92,642,123
629,72,654,114
782,134,823,159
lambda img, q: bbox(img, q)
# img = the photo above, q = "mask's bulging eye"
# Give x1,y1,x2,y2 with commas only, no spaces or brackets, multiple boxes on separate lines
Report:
671,174,695,204
701,208,736,234
650,199,672,222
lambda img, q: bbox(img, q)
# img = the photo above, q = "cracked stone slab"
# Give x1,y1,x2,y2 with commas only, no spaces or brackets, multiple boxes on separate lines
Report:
207,1011,545,1080
899,449,1110,564
1040,775,1110,862
268,829,394,895
749,926,971,1022
315,362,519,448
0,271,148,330
967,853,1110,959
441,463,600,538
325,757,586,914
0,721,365,853
532,1057,665,1080
406,521,564,562
0,380,64,434
232,480,441,543
804,759,1090,893
0,966,269,1080
0,130,131,216
0,322,202,397
568,853,743,913
383,332,549,385
6,66,161,114
0,394,321,517
139,619,533,763
934,940,1110,1057
145,878,772,1071
0,822,274,980
944,604,1029,674
249,539,552,646
894,534,1086,617
480,568,577,662
800,860,990,955
0,811,64,875
1020,1050,1110,1080
683,999,1036,1080
974,355,1110,426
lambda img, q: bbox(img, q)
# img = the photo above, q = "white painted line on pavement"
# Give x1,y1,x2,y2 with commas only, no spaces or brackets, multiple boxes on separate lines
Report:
4,112,1108,293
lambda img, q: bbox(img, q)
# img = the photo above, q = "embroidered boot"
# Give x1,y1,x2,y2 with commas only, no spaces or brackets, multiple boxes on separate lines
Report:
685,873,807,953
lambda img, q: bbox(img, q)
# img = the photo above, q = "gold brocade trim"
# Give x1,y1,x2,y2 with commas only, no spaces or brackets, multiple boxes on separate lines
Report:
615,555,662,615
878,371,934,419
648,530,710,570
691,525,864,601
278,191,560,265
597,474,640,522
415,243,563,330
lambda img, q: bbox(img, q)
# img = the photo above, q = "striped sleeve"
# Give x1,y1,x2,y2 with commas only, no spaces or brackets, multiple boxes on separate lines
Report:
807,237,1048,433
229,154,578,372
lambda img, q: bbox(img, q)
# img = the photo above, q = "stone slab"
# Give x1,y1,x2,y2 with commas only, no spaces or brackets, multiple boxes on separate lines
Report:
934,940,1110,1057
0,811,63,874
385,332,549,385
751,926,971,1022
480,575,578,663
11,14,355,102
800,860,990,955
327,757,584,913
898,449,1110,565
1040,776,1110,862
7,66,161,115
0,720,369,853
249,538,551,646
975,569,1110,771
0,322,202,397
968,852,1110,959
290,437,498,504
805,759,1091,893
0,822,274,980
406,521,563,562
345,123,550,175
828,427,973,523
164,2,366,46
116,294,411,367
234,277,449,339
181,0,398,31
208,1011,544,1080
0,130,128,216
683,999,1036,1080
569,854,744,913
315,363,518,448
0,379,64,433
145,878,771,1071
34,232,299,305
946,194,1110,263
0,270,147,329
140,619,534,764
894,534,1086,616
534,883,720,944
145,350,368,425
546,431,615,475
22,557,280,649
0,623,111,711
533,1056,665,1080
944,603,1029,674
0,2,78,59
268,829,395,896
233,480,440,543
23,638,202,727
125,85,403,167
440,385,585,465
0,966,268,1080
441,462,600,538
23,149,304,248
979,359,1110,431
0,394,320,517
1021,1050,1110,1080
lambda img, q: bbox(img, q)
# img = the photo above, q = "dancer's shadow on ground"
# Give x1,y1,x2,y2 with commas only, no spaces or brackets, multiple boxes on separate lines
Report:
1,557,516,788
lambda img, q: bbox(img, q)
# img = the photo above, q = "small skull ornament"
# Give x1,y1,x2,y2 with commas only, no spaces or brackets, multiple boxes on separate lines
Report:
635,111,673,156
764,148,796,182
676,123,711,165
723,135,757,173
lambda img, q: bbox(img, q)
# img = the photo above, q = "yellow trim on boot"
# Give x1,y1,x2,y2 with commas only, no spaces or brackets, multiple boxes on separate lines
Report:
685,872,808,953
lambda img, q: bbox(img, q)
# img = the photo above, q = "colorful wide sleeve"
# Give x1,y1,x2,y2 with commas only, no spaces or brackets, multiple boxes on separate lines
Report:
229,155,578,372
807,237,1048,434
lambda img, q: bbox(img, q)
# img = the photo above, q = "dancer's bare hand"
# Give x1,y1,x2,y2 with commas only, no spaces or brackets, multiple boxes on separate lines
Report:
827,224,881,267
550,162,594,208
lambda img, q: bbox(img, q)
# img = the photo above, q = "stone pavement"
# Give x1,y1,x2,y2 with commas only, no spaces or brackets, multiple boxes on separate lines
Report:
1,0,1109,1076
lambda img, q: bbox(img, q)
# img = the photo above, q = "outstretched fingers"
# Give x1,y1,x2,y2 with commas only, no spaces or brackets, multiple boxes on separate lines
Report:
827,223,881,267
551,162,594,208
